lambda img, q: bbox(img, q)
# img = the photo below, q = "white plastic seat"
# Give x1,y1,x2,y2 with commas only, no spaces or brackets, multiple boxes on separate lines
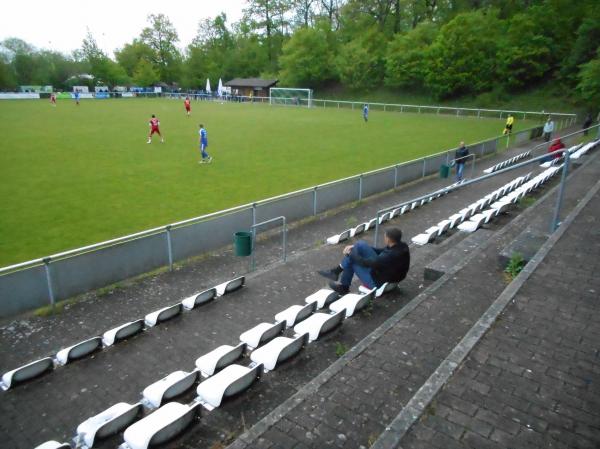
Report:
102,320,145,347
239,321,285,349
76,402,143,448
305,289,339,309
358,282,398,297
436,220,452,237
181,288,217,310
399,205,408,215
293,311,344,342
378,212,392,224
215,276,245,296
329,289,375,317
448,213,464,229
411,226,438,245
56,337,103,366
195,343,246,378
144,304,182,327
250,334,309,372
483,167,493,174
275,302,316,328
33,442,70,449
120,402,200,449
142,371,198,409
195,364,262,410
1,357,54,390
481,209,496,224
326,228,352,245
350,223,366,237
365,218,377,231
410,201,419,210
390,208,401,218
457,213,486,232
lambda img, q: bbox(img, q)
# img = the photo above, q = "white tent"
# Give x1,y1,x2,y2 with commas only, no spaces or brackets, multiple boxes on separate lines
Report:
205,78,211,93
217,78,223,97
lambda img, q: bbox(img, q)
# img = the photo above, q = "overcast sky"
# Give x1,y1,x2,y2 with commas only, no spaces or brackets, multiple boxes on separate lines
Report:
0,0,247,56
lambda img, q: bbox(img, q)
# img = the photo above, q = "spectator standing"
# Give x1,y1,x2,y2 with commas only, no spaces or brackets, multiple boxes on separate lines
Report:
582,113,593,135
543,117,555,142
454,142,469,182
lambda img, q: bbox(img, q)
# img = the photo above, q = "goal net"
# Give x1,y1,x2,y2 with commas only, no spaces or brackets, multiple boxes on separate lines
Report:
269,88,313,108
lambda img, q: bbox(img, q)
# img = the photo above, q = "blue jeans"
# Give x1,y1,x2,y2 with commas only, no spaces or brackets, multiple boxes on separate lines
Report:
340,240,377,289
456,162,465,181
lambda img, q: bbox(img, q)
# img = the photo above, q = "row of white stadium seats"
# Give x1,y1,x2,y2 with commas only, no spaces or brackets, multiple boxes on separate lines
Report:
411,172,534,245
325,181,466,245
0,277,245,392
35,281,399,449
483,150,530,174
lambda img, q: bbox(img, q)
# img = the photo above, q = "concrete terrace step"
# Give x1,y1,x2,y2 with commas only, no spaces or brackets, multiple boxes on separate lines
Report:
221,149,599,449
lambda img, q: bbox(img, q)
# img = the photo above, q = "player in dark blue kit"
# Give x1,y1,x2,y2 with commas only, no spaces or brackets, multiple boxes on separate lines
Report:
363,104,369,122
198,124,212,164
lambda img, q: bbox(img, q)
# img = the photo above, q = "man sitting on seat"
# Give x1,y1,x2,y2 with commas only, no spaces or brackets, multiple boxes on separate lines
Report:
318,227,410,295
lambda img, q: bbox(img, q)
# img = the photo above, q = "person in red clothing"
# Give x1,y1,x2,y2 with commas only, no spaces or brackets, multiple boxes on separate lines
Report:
548,137,565,160
147,114,164,144
184,97,191,117
50,93,56,106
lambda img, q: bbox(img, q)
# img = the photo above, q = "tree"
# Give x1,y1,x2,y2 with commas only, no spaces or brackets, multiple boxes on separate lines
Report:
140,14,182,83
424,11,501,98
336,28,386,90
497,13,551,88
577,48,600,107
244,0,291,63
279,26,336,86
115,40,154,77
293,0,317,27
319,0,343,30
133,59,159,86
385,21,438,88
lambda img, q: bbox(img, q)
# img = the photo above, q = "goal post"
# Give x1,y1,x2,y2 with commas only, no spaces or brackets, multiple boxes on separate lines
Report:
269,87,313,108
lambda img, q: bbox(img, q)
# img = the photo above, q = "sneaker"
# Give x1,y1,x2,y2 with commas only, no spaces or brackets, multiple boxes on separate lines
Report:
317,269,340,281
147,140,151,144
328,282,350,295
206,156,213,163
199,160,206,164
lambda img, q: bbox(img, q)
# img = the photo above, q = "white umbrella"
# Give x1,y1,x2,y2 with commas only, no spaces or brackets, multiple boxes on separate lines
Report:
217,78,223,97
205,78,211,93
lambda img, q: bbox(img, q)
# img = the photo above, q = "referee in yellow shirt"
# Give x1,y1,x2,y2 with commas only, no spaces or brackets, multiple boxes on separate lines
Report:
504,114,515,135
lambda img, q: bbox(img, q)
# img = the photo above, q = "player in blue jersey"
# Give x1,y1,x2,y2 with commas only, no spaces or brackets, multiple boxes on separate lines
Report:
198,124,212,163
74,90,80,105
363,104,369,122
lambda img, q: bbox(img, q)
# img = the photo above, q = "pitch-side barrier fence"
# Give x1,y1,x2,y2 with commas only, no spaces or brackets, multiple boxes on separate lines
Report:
156,92,577,124
0,119,583,318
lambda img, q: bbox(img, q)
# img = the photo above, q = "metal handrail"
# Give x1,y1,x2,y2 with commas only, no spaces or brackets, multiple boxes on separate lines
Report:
373,126,599,245
250,216,287,271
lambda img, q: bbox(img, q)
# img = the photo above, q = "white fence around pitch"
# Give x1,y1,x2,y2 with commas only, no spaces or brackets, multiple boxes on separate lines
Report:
0,120,562,318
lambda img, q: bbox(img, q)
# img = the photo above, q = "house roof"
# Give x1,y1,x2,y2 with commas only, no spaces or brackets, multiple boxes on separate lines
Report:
224,78,279,88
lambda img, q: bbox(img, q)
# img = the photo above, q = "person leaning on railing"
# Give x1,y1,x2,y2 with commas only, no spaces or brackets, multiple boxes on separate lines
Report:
453,142,470,182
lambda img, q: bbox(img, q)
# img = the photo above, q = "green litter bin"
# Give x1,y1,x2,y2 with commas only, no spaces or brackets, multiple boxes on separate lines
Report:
234,231,253,256
439,163,450,179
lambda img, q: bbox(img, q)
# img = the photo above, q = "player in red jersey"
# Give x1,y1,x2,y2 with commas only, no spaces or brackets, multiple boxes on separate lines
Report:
147,114,164,144
184,97,191,117
50,93,56,106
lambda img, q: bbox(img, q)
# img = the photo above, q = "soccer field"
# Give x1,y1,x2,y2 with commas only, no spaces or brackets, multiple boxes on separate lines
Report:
0,98,533,266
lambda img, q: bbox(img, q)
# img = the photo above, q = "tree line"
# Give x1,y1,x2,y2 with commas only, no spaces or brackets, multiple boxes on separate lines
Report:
0,0,598,106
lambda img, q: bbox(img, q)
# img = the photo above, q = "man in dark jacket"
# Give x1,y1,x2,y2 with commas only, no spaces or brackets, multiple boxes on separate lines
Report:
318,227,410,295
454,141,469,182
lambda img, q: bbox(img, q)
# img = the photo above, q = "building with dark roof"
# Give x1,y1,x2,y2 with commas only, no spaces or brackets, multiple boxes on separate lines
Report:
224,78,278,97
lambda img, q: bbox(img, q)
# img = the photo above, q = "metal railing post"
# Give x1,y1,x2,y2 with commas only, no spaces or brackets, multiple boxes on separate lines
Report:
252,203,257,226
374,213,380,247
422,158,427,177
313,187,318,215
43,257,55,306
250,227,256,271
394,165,399,188
165,225,173,271
282,218,287,262
358,175,363,201
550,151,570,232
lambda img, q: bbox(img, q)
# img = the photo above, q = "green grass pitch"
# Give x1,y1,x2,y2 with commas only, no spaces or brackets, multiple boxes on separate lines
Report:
0,98,533,266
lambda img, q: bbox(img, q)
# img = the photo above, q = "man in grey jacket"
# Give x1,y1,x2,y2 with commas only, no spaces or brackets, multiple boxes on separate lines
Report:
543,117,555,142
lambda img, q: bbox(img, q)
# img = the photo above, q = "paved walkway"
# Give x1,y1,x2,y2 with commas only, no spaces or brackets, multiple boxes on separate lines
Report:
400,187,600,449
